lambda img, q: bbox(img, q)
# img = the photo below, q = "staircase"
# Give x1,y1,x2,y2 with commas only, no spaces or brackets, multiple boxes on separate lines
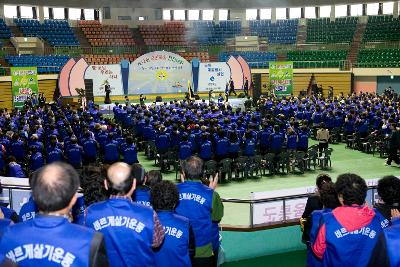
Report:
277,52,287,61
131,28,145,54
9,26,23,37
347,23,367,66
296,24,307,45
72,27,91,49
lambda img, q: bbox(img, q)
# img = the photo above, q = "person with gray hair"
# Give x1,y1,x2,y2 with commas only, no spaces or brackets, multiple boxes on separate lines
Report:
0,162,109,267
85,162,164,267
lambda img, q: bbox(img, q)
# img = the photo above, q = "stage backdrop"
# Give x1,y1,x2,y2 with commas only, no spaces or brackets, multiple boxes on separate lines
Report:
128,51,192,94
84,64,124,96
11,67,38,108
269,61,293,96
197,62,231,92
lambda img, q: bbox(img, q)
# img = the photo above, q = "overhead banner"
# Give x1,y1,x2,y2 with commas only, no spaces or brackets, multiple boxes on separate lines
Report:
198,62,231,92
84,64,124,96
269,61,293,96
11,67,39,108
128,51,192,94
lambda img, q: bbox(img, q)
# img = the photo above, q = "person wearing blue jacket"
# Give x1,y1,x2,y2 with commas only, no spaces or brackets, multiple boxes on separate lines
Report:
7,156,25,178
215,130,229,162
228,131,240,159
85,162,164,267
176,156,224,267
179,134,193,161
199,134,213,161
103,133,120,164
307,181,341,267
242,131,256,157
66,136,84,168
121,136,138,165
0,162,109,266
151,180,194,267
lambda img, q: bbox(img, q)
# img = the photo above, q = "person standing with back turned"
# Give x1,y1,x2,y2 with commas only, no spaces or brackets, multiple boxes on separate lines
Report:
176,156,224,267
85,162,164,267
0,162,109,267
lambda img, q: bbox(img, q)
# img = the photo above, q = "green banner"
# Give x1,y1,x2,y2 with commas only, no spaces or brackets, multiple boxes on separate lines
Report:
269,61,293,96
11,67,39,108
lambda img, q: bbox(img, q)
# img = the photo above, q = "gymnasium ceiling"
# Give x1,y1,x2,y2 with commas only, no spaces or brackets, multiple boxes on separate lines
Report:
1,0,395,9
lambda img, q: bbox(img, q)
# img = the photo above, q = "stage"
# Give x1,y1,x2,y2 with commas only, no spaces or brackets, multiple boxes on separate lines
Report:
99,97,247,114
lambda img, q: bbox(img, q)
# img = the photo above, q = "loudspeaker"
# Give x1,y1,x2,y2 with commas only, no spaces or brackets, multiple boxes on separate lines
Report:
252,74,262,103
155,96,162,102
84,79,94,102
238,93,246,98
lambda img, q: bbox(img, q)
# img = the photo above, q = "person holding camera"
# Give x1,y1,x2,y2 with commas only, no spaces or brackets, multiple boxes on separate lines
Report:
139,94,146,106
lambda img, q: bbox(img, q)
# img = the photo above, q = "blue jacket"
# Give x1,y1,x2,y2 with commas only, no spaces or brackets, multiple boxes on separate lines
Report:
134,187,152,207
0,215,96,267
8,162,25,178
19,197,38,222
321,211,384,267
176,181,213,256
85,198,156,267
179,141,192,160
122,144,138,165
103,141,119,162
155,211,191,267
199,141,212,161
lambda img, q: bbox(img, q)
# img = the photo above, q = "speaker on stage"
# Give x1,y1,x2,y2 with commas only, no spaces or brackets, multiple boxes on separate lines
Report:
155,96,163,102
84,79,94,102
252,74,262,104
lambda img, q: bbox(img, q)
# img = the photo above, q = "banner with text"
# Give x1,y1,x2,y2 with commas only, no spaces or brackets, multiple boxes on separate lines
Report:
269,61,293,96
84,64,124,96
128,51,192,94
198,62,231,92
11,67,38,108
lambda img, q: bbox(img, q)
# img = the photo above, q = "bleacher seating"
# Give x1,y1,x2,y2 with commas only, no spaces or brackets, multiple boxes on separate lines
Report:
287,50,348,68
79,20,135,47
363,15,400,42
84,54,139,64
42,20,79,46
249,19,298,44
176,52,210,62
5,55,69,73
139,22,187,45
0,19,12,39
306,17,358,43
357,48,400,67
14,19,42,37
193,21,241,45
14,19,79,46
219,51,276,68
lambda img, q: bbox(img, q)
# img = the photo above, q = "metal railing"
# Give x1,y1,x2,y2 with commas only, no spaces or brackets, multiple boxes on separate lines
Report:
0,181,379,231
221,184,378,229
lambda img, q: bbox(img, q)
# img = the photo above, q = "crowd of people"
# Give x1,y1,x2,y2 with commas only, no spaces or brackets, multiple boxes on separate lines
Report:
0,90,398,266
301,174,400,267
112,91,400,169
0,156,224,267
